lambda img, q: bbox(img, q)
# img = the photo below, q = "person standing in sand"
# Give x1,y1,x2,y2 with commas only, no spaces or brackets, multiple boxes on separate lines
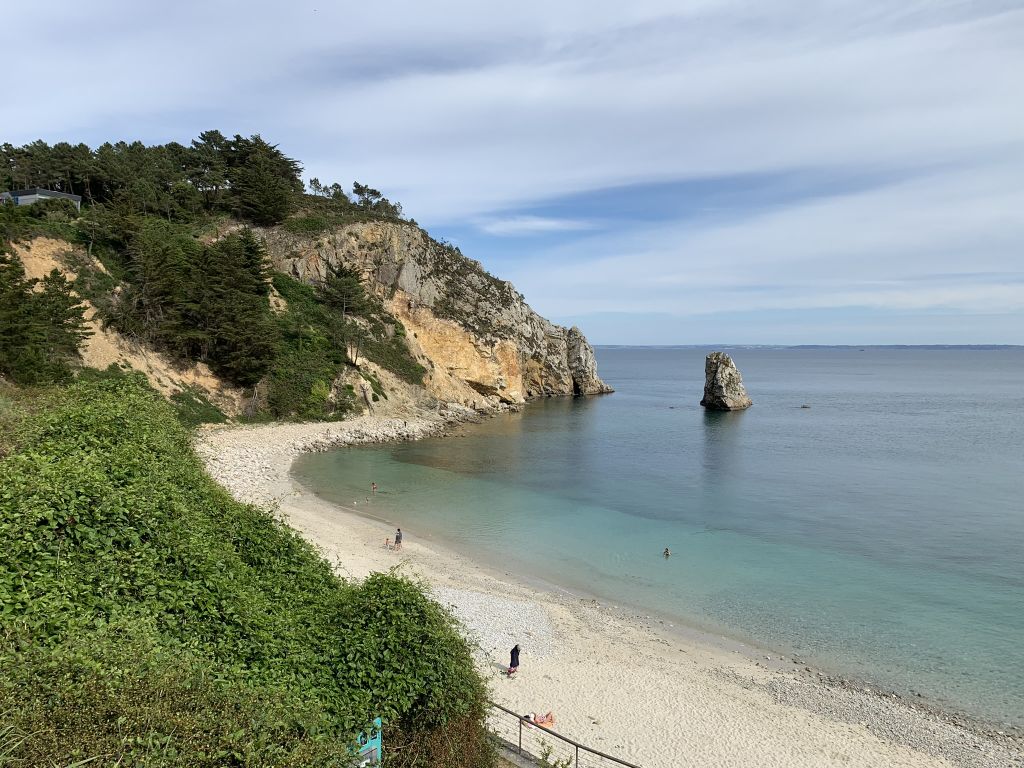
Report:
508,643,520,676
394,527,403,550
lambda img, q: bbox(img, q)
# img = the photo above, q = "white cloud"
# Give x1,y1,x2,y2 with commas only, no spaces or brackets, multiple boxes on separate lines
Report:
3,0,1023,341
500,157,1024,319
476,215,595,236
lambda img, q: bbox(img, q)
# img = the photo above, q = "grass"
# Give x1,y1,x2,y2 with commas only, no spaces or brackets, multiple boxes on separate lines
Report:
170,387,228,427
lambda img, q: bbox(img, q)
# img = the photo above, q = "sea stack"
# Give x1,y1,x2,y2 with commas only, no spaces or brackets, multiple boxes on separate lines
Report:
700,352,753,410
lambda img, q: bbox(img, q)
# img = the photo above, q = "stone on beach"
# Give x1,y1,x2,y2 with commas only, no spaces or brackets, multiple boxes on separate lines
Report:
700,352,753,411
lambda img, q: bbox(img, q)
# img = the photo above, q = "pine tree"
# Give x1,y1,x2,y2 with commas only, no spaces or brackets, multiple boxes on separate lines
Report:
0,254,90,384
318,263,369,317
226,135,303,225
200,232,279,386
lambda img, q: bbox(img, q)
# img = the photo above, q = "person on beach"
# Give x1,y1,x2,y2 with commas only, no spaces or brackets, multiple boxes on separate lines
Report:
508,644,520,676
371,482,377,494
394,528,403,550
525,712,555,727
384,537,391,550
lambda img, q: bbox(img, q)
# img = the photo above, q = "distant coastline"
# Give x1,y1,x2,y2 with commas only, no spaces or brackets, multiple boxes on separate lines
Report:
594,343,1024,349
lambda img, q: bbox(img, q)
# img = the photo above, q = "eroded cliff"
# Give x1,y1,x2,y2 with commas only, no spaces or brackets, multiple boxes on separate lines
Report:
260,221,612,408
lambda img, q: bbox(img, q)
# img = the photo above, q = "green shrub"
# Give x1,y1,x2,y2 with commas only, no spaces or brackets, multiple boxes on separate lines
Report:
361,370,387,400
0,375,493,767
361,319,425,385
170,387,227,427
283,215,329,235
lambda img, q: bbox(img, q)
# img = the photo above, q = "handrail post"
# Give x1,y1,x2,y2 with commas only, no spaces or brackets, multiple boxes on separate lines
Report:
518,714,522,755
575,744,579,767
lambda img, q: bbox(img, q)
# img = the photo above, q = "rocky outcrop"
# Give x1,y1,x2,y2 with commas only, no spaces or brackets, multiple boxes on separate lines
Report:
567,326,613,395
260,221,612,407
700,352,752,410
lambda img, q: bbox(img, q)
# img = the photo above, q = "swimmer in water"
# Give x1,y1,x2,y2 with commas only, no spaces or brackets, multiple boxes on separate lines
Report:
663,547,671,558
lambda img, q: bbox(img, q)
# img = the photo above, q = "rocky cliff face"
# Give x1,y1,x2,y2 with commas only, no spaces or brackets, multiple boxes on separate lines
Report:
700,352,752,411
260,221,611,408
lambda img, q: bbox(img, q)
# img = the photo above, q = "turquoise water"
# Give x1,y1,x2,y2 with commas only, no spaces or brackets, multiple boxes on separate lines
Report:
293,347,1024,726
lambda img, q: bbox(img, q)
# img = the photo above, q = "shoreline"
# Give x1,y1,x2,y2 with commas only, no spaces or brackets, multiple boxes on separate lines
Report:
196,413,1023,768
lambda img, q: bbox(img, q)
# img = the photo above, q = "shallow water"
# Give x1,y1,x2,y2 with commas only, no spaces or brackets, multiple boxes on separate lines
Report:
293,347,1024,725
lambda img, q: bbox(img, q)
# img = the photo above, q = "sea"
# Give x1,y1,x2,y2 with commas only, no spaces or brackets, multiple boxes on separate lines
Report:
292,346,1024,727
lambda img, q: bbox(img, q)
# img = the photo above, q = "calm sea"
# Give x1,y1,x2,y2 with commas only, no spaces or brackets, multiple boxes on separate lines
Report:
293,347,1024,725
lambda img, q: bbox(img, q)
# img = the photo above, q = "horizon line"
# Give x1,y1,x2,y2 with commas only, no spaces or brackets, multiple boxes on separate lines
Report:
592,344,1024,349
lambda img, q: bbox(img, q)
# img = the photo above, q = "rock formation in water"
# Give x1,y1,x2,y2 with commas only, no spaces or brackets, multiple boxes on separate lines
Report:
261,221,613,407
566,325,611,395
700,352,752,410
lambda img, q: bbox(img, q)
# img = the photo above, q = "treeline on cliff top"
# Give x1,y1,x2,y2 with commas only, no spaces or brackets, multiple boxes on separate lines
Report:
0,133,423,418
0,372,496,767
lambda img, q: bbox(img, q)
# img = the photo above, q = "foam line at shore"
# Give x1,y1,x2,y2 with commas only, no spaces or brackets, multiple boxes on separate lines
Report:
196,415,1022,768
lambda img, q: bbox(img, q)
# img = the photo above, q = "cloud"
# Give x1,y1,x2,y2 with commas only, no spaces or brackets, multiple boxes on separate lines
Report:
4,0,1023,342
496,157,1024,321
476,215,596,236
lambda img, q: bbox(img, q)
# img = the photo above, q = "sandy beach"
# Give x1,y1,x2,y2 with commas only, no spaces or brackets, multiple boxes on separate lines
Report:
196,416,1023,768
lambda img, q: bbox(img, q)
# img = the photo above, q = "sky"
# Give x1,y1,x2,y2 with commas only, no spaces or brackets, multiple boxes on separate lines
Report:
5,1,1023,344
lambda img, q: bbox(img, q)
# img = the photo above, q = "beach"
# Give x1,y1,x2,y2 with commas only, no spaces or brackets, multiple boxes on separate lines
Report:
196,415,1023,768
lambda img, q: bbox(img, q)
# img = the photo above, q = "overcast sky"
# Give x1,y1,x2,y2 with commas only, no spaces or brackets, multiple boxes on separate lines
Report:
6,1,1023,344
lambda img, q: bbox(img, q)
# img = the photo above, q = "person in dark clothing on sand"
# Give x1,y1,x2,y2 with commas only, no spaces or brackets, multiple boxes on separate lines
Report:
394,528,403,551
508,644,520,676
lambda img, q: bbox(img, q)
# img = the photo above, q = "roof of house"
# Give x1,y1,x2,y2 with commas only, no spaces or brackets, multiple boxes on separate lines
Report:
0,187,82,202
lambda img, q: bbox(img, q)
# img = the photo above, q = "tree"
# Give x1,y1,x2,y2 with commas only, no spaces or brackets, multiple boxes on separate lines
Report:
352,181,402,218
188,130,229,209
0,254,90,384
352,182,383,208
200,232,279,386
317,263,368,317
225,135,303,225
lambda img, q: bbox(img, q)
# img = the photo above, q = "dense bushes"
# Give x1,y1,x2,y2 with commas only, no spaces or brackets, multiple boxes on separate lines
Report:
266,273,423,419
0,375,493,767
266,274,359,420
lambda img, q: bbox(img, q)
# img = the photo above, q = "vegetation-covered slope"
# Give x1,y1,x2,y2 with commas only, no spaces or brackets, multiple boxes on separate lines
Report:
0,134,419,420
0,373,494,767
2,132,609,418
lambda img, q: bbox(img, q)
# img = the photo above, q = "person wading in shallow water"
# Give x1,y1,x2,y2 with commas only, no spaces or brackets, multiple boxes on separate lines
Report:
508,644,520,676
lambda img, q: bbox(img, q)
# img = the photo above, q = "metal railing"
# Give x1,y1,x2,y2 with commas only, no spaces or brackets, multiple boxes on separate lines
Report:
488,702,642,768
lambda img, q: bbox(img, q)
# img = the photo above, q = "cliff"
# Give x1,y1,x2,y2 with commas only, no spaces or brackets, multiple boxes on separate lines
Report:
260,221,612,409
8,221,609,420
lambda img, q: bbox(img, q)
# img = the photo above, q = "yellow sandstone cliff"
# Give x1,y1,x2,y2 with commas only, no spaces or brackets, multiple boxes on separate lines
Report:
260,221,612,409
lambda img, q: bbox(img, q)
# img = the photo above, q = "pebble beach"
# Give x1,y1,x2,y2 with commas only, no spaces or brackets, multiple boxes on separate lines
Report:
196,415,1024,768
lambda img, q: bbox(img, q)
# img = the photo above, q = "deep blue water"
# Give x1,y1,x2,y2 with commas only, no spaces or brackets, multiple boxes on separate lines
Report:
293,347,1024,725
